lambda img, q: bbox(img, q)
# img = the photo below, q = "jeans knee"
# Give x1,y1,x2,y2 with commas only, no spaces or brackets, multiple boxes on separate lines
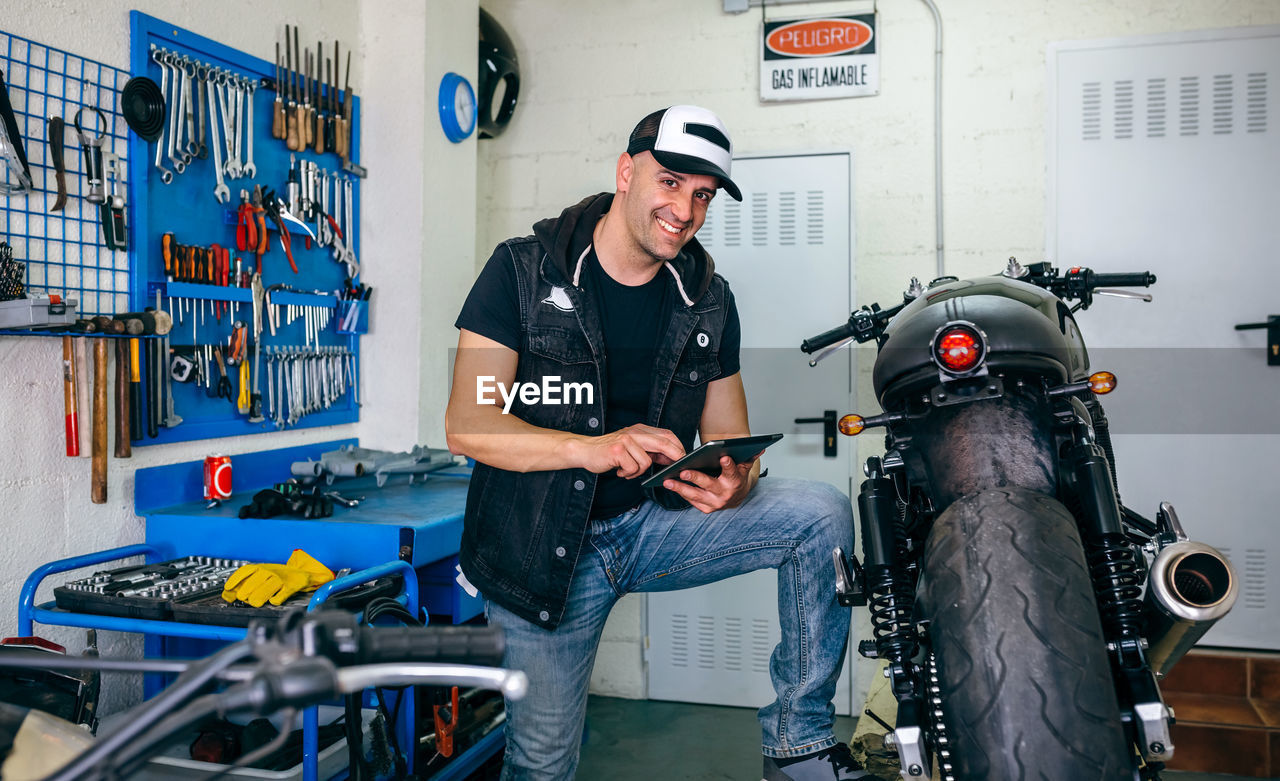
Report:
803,480,855,544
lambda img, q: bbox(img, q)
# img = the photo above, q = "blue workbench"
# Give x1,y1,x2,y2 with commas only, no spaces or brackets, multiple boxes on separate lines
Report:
18,439,497,780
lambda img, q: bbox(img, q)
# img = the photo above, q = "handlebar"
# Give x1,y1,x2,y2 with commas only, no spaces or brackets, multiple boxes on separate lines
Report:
355,623,504,666
800,302,906,355
1091,271,1157,288
799,264,1159,356
800,321,857,354
36,613,519,781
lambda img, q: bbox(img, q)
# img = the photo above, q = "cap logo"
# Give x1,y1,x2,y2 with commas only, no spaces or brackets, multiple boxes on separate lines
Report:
683,122,730,153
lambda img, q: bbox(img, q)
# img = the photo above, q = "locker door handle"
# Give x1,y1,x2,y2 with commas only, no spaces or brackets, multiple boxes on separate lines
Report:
794,410,838,457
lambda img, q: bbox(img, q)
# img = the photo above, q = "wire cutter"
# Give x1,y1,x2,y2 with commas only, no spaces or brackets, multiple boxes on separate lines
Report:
260,188,299,274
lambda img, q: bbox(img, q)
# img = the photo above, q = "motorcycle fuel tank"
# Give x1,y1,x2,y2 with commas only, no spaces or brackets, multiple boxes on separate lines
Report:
873,276,1090,405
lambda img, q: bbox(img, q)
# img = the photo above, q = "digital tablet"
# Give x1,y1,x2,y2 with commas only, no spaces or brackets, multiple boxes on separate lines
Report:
640,433,783,489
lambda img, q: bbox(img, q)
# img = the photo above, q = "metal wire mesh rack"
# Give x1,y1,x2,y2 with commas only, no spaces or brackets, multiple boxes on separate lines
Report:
0,29,131,317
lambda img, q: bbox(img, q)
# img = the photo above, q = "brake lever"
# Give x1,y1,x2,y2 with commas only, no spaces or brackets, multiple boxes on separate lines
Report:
1094,288,1153,302
808,336,855,367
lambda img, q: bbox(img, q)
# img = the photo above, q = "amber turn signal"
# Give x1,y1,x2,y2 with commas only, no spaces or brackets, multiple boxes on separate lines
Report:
838,414,866,436
1089,371,1117,394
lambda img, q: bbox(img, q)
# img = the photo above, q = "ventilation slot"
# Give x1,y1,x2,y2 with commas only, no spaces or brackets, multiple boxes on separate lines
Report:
697,615,716,669
723,616,743,671
1114,80,1134,139
1247,72,1267,133
1244,549,1266,610
1082,81,1102,141
670,613,688,667
1179,76,1200,136
751,617,771,673
751,192,768,247
701,209,717,249
1147,77,1167,138
1213,73,1234,135
806,190,825,245
779,191,796,246
724,199,742,247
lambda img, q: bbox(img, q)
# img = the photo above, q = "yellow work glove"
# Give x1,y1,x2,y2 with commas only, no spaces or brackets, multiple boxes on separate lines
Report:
285,548,335,588
221,550,335,607
221,564,311,607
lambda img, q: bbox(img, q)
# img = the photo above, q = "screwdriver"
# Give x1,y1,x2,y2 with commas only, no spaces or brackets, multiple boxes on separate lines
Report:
162,232,174,282
294,26,306,153
273,42,285,140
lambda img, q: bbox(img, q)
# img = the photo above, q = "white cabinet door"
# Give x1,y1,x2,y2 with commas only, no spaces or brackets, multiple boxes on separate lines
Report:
647,152,860,712
1049,27,1280,649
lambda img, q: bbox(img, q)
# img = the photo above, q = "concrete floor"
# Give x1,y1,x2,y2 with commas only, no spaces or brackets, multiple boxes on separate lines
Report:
576,695,1252,781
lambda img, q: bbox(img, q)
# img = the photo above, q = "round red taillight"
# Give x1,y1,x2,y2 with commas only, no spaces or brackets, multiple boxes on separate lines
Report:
934,327,984,374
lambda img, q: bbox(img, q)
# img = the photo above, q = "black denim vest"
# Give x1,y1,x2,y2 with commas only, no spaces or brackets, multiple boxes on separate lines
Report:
460,229,731,629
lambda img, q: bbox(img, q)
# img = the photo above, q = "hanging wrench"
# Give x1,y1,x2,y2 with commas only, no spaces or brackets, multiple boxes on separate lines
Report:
161,53,187,174
150,47,174,184
243,80,258,179
182,57,198,158
230,77,246,179
342,178,359,275
205,68,230,203
216,75,241,180
195,65,209,160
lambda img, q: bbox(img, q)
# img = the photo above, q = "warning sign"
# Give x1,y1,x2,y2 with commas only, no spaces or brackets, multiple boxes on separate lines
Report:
760,14,879,102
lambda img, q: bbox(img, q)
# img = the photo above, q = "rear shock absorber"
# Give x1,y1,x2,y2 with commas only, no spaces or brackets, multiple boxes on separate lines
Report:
1068,442,1145,646
858,460,918,673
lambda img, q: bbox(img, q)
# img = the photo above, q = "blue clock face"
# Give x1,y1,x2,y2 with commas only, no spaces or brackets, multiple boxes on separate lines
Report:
438,72,477,143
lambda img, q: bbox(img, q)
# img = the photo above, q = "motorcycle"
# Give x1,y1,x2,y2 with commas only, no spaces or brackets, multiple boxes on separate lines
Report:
800,259,1238,781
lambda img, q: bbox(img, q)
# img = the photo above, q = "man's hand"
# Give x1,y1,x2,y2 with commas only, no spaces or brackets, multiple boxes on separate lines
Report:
663,453,760,514
573,424,686,479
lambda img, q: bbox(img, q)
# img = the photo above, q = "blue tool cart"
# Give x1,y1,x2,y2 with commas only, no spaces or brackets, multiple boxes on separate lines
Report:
18,440,498,780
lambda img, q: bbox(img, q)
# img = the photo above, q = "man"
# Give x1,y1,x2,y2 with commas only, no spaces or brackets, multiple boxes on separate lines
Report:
447,105,876,781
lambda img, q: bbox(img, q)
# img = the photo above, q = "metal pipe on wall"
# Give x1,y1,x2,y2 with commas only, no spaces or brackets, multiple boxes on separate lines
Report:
920,0,944,277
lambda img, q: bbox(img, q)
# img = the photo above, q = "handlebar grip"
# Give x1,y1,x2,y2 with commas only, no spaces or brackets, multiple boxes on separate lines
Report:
801,321,856,354
1092,271,1156,287
358,624,505,667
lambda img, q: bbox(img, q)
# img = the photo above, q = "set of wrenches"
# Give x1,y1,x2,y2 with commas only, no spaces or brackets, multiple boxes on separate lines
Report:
290,157,359,276
265,345,357,429
150,45,257,202
264,295,335,353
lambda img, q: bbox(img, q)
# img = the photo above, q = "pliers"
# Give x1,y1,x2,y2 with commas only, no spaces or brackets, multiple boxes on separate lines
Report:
260,188,299,274
235,190,258,253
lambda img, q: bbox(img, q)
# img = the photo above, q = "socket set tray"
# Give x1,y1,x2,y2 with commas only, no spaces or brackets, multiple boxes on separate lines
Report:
54,555,401,625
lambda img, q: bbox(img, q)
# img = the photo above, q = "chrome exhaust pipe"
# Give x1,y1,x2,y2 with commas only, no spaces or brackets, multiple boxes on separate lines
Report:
1143,540,1238,678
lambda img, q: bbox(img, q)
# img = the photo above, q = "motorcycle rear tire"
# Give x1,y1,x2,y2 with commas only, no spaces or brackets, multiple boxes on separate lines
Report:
918,487,1131,780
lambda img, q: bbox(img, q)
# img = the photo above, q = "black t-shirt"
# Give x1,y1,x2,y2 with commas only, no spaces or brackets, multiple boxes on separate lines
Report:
456,245,741,519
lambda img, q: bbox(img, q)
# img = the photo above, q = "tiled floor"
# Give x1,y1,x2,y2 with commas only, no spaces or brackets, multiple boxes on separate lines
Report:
576,695,1255,780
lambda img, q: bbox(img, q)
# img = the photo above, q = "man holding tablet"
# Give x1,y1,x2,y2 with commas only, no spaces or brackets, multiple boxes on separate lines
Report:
447,106,876,781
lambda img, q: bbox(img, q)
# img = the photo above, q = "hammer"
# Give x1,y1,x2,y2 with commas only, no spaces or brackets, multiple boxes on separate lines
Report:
91,338,108,503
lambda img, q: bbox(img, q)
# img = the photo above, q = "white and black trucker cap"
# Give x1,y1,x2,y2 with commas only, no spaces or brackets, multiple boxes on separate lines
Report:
626,105,742,201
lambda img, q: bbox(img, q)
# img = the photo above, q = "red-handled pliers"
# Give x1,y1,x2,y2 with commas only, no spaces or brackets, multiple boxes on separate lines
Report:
236,190,257,252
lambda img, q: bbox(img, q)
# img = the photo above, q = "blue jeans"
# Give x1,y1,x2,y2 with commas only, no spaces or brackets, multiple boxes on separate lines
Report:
487,477,855,780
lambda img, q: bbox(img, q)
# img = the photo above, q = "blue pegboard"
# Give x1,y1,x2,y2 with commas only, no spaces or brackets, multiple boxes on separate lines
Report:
0,28,132,316
127,12,363,444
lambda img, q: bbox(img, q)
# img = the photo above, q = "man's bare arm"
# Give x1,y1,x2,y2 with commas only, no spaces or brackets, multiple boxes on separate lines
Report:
445,329,685,475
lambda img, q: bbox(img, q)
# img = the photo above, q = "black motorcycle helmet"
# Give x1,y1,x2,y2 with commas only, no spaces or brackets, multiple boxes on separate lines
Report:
478,8,520,139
